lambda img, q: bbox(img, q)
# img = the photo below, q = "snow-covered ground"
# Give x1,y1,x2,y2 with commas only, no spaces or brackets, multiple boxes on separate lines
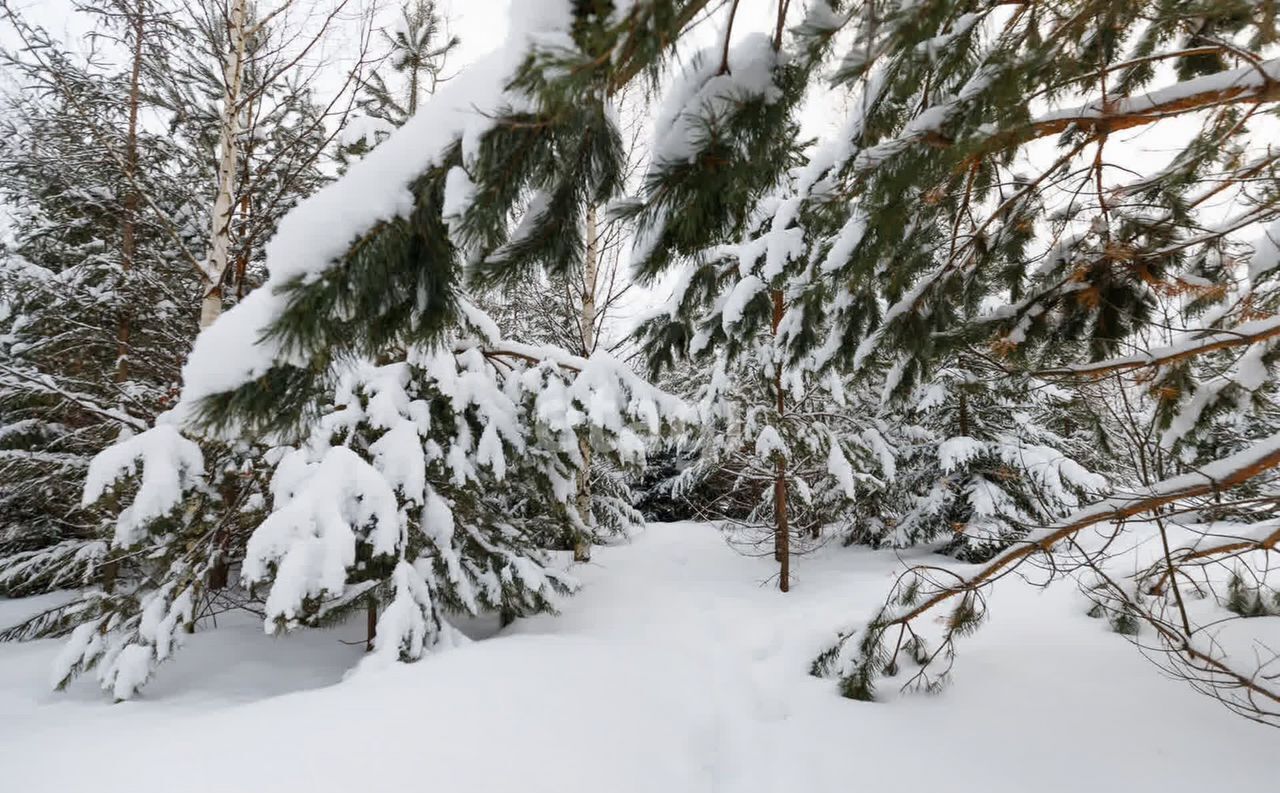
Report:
1,522,1275,792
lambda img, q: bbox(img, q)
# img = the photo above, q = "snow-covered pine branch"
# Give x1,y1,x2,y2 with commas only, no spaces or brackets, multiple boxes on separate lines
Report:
64,301,687,697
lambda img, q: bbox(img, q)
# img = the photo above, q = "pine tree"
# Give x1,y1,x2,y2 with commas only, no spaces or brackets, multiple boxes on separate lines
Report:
346,0,646,561
46,1,704,698
597,0,1280,717
167,1,717,437
474,207,653,561
636,182,897,590
25,0,1280,721
624,9,859,590
340,1,647,555
728,0,1280,716
476,96,654,559
61,302,685,696
339,0,459,165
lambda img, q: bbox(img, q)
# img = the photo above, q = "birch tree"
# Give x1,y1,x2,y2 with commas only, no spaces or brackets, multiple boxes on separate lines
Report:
173,0,375,326
197,0,246,327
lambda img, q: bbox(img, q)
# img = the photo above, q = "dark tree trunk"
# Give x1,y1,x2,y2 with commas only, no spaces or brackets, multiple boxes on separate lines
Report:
771,289,790,593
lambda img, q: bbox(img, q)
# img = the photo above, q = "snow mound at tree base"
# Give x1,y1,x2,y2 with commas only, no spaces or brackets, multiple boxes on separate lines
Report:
0,522,1275,792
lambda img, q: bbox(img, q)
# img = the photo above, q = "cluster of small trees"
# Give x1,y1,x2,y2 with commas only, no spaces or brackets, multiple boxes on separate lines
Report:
0,0,678,697
0,0,375,612
637,1,1280,722
2,0,1279,726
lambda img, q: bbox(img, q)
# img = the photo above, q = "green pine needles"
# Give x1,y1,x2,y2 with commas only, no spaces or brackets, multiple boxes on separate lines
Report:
7,0,1280,724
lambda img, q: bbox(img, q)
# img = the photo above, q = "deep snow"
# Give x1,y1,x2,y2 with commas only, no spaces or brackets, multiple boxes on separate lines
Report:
1,522,1276,792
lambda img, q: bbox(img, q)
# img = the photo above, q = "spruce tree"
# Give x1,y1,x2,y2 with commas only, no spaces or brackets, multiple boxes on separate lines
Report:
883,356,1105,562
0,4,202,601
0,0,356,643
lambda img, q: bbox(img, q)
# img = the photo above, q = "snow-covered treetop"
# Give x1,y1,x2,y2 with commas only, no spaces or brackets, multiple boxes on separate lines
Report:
177,0,715,441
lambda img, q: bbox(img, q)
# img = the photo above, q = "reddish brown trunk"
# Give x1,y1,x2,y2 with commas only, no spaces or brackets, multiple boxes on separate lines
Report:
774,456,790,592
207,473,235,590
102,1,147,596
115,0,145,385
771,289,789,593
233,236,249,299
207,557,229,590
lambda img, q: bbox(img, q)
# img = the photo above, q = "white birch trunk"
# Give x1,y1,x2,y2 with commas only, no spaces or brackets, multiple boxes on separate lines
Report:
574,206,599,562
200,0,248,329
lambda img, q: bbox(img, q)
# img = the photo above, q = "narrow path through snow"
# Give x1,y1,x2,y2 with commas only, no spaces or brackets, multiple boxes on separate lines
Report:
1,522,1275,792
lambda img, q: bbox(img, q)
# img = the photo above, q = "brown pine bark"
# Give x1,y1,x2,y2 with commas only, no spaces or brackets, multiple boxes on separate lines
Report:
114,0,145,385
771,288,789,593
103,0,148,595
